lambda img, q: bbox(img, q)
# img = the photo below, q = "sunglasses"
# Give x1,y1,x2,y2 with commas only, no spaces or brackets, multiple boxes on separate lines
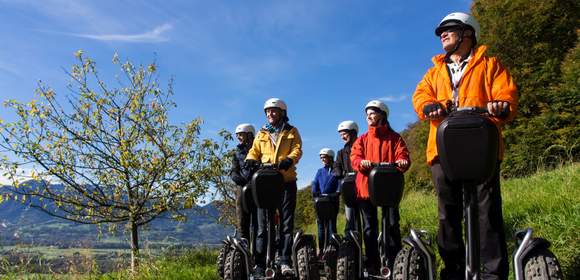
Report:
439,27,462,36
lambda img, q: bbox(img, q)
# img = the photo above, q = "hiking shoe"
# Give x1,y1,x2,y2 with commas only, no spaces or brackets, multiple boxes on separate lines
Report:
281,264,293,276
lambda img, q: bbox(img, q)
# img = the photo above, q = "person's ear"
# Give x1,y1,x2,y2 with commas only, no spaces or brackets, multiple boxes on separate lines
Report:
463,29,473,37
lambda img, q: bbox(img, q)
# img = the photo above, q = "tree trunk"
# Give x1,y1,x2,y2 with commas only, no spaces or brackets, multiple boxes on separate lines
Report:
130,219,140,274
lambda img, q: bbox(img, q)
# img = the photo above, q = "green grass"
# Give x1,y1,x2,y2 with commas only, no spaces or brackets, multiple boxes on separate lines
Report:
396,163,579,279
3,164,578,279
99,248,220,280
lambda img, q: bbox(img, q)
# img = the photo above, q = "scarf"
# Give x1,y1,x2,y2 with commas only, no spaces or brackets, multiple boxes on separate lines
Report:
263,122,286,147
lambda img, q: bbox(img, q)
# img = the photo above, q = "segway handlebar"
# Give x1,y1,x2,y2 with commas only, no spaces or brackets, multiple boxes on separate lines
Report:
369,162,399,168
314,192,340,203
258,163,279,169
455,105,509,118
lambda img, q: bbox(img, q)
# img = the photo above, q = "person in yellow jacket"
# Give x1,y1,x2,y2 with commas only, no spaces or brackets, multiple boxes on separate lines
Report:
412,12,517,280
245,97,302,277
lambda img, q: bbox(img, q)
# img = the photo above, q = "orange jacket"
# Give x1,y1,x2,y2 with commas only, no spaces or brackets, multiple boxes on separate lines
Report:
412,45,518,165
350,125,410,200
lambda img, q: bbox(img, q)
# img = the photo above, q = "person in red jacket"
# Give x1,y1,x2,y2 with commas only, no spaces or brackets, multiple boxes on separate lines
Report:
350,100,410,274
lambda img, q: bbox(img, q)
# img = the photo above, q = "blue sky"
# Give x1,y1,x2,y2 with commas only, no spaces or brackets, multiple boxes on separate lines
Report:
0,0,471,189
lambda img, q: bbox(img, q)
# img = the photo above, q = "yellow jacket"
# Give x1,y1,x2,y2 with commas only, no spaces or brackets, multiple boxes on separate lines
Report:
412,45,518,165
246,124,302,182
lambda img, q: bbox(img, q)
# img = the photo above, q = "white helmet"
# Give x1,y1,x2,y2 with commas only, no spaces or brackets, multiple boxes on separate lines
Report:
365,100,389,119
263,98,287,111
235,123,255,135
337,120,359,133
435,12,480,39
319,148,335,158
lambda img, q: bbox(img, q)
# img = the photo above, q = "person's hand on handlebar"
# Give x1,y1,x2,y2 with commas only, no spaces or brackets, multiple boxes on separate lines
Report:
423,102,446,120
396,159,410,170
487,101,510,118
278,157,293,170
360,160,373,169
244,159,259,170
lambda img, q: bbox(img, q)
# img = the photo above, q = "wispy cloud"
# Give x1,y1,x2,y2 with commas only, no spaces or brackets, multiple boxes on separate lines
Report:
0,62,20,77
70,23,173,43
377,95,407,103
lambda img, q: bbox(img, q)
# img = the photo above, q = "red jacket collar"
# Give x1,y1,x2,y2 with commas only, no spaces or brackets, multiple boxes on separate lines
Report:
368,124,389,138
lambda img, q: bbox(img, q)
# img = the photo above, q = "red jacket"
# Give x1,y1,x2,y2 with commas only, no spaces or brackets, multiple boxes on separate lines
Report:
350,125,410,200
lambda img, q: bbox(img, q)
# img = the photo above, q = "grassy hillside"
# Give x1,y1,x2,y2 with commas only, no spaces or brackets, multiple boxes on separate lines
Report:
303,163,579,279
3,164,577,279
398,163,579,279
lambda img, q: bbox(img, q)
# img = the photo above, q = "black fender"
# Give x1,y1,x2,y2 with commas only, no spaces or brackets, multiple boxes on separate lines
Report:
402,230,436,280
513,228,553,280
231,237,253,278
520,237,551,258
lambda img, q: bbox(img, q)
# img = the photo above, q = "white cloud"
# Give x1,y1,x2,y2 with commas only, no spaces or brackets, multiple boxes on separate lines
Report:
377,95,407,103
70,23,173,43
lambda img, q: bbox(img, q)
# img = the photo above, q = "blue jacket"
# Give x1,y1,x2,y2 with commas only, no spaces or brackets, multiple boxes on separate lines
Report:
312,166,339,195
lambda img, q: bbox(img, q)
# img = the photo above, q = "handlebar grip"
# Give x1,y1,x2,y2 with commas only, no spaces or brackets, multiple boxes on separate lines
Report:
370,162,398,168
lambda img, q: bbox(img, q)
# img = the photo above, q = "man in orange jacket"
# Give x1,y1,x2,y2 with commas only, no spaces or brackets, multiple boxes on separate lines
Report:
412,12,517,280
350,100,410,274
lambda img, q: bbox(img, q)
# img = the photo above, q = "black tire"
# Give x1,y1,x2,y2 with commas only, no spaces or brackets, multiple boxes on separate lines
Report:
336,242,357,280
223,248,248,280
393,246,428,280
297,244,319,280
523,248,563,280
324,245,338,280
217,243,230,279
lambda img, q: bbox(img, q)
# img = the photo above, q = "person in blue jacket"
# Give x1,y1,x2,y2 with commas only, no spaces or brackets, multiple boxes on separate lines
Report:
312,148,340,255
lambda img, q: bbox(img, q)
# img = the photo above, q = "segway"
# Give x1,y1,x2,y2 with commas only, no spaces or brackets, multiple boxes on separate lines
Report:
368,162,405,279
337,172,363,280
394,107,563,280
223,184,257,280
337,163,405,280
227,163,316,280
313,192,342,280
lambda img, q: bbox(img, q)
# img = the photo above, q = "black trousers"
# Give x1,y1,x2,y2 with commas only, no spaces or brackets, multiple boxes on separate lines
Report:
344,204,361,235
255,181,297,268
380,206,402,269
431,162,508,280
357,200,379,270
315,200,338,253
235,187,258,242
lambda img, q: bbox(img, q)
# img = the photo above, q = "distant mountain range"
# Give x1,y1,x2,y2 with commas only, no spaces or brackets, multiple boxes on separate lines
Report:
0,184,234,249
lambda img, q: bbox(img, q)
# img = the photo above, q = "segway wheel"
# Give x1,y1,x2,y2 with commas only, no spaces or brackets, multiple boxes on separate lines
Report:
523,248,563,280
324,245,338,280
393,246,427,280
223,248,249,280
297,244,319,280
336,242,357,280
217,243,230,279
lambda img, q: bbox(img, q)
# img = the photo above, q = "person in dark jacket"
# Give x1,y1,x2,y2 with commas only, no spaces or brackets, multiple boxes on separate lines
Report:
230,123,257,242
333,120,360,235
312,148,339,254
